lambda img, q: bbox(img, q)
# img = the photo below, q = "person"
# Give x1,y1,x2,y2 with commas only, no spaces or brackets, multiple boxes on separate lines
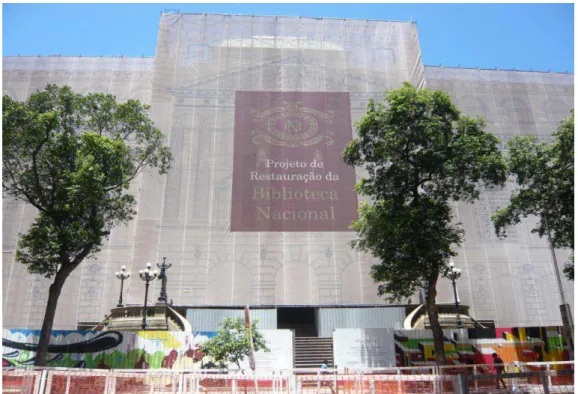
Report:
464,354,475,377
492,353,507,390
320,360,336,394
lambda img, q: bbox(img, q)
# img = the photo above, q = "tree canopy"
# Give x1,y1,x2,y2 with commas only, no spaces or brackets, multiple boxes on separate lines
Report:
2,85,172,365
343,82,507,365
492,111,574,280
201,317,269,371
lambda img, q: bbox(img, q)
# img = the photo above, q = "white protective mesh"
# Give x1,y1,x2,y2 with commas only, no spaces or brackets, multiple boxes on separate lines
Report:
139,13,426,310
2,56,155,329
1,14,573,330
425,66,574,327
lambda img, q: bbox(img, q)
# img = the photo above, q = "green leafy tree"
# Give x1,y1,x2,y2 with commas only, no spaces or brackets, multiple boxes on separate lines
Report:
491,112,574,351
2,85,172,366
492,112,574,280
201,317,270,371
343,82,507,365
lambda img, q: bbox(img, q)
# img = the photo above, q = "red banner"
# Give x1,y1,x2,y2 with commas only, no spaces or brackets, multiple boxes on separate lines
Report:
231,91,358,231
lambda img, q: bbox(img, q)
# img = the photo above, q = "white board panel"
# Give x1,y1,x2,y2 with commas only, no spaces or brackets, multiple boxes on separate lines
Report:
333,328,396,368
238,329,294,373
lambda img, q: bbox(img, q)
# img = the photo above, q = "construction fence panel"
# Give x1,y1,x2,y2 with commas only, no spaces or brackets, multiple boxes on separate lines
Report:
43,369,111,394
2,369,43,394
441,362,575,394
112,370,181,394
2,362,575,394
462,370,574,394
295,373,455,394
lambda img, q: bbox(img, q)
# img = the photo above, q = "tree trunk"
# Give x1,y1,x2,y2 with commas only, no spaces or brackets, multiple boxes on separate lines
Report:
34,264,74,366
426,274,447,366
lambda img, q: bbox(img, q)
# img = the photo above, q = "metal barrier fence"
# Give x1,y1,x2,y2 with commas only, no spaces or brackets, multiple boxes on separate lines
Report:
438,361,574,393
3,362,574,394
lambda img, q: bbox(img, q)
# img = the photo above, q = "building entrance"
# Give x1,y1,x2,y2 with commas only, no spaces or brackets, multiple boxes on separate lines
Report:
277,307,317,337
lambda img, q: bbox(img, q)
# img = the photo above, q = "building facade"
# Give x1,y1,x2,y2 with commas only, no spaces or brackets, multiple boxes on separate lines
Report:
2,13,573,332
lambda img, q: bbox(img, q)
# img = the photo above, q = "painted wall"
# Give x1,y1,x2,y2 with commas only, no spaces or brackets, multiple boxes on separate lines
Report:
3,326,569,370
2,329,292,371
393,326,570,368
331,326,570,369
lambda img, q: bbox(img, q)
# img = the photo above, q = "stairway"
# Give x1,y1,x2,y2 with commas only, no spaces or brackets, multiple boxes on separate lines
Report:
294,337,334,369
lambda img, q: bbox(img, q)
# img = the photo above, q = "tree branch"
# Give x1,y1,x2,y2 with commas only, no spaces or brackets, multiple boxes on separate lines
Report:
4,169,47,213
102,155,150,193
31,126,52,209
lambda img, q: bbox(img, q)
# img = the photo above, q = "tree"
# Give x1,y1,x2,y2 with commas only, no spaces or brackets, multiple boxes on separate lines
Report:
201,317,270,371
492,112,574,350
2,85,172,366
343,82,507,365
492,112,574,280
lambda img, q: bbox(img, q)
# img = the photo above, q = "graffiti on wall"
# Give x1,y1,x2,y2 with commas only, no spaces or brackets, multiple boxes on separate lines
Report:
394,326,570,368
2,329,216,369
3,326,569,370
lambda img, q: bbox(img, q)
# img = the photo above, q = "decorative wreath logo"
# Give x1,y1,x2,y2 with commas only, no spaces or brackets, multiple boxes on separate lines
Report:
250,101,335,147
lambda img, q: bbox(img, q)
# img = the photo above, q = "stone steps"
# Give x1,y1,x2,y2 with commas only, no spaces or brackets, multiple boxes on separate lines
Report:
294,337,334,369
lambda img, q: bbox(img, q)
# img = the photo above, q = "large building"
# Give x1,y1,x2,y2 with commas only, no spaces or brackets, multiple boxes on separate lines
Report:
2,13,573,333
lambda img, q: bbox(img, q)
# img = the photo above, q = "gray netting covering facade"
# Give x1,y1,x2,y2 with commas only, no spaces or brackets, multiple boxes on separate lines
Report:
2,56,155,329
1,13,573,329
424,66,574,327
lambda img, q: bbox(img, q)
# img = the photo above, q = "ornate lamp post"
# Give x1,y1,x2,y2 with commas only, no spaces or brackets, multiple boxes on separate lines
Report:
156,257,172,304
444,261,463,328
139,263,158,330
115,266,131,307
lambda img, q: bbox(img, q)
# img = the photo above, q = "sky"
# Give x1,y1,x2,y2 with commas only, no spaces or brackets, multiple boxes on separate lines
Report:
2,3,574,73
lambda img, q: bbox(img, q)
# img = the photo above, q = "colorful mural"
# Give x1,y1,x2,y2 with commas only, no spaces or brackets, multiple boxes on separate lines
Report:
2,329,216,369
394,327,570,368
3,326,570,370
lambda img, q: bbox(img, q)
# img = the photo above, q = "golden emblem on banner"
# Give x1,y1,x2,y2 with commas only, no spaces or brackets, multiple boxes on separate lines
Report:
250,101,335,147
